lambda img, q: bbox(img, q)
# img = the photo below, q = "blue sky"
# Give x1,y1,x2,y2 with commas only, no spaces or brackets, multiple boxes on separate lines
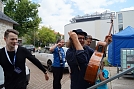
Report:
32,0,134,34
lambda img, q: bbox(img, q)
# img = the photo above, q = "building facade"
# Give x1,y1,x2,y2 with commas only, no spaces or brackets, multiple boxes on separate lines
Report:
0,20,13,47
0,0,18,47
64,10,134,48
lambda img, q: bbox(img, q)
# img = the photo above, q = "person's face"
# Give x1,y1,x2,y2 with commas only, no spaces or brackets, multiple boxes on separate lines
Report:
86,38,92,46
58,39,65,47
77,34,85,46
4,32,18,49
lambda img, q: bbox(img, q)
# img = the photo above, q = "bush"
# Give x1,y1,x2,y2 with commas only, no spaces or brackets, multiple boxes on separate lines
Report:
103,57,109,66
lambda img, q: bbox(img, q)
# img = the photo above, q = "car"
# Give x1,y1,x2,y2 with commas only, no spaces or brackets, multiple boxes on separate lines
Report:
33,46,68,72
0,65,4,88
0,65,30,88
22,45,35,53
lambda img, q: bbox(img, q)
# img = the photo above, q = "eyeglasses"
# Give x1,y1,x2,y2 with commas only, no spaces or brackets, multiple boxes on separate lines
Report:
78,37,85,40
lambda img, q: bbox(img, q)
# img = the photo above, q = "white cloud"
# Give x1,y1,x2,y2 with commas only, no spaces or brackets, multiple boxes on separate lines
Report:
38,0,74,34
120,7,134,11
70,0,126,13
37,0,127,34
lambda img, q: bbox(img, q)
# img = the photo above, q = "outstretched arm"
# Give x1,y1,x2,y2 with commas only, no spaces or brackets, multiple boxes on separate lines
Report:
24,48,49,81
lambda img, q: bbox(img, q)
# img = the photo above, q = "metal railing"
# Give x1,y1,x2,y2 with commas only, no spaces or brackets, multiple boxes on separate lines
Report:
87,66,134,89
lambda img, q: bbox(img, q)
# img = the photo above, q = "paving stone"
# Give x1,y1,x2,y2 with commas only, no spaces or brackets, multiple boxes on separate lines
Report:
26,60,69,89
26,60,134,89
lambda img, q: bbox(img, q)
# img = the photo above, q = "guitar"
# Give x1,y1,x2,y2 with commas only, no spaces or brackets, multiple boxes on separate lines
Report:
84,16,113,85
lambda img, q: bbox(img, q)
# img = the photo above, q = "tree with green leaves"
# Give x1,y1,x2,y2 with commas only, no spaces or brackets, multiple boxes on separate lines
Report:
24,26,57,47
3,0,41,37
38,26,57,46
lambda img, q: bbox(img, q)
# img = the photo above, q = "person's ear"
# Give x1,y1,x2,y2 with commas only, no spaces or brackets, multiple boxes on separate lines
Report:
4,37,6,41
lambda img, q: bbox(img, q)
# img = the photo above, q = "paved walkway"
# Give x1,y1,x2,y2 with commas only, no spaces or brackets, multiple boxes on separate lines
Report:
26,59,134,89
62,67,134,89
107,67,134,89
26,60,69,89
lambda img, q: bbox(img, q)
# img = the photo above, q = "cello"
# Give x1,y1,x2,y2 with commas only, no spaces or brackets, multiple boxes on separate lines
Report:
84,16,113,85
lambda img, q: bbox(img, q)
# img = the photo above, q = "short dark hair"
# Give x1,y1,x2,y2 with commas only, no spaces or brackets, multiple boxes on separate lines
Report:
4,29,19,38
86,35,92,40
56,38,62,44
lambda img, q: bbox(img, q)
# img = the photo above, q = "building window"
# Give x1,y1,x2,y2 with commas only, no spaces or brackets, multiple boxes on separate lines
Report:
119,24,123,31
118,13,123,23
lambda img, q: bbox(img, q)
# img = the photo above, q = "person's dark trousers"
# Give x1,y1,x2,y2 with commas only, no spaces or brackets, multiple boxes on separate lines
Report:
5,84,27,89
52,67,64,89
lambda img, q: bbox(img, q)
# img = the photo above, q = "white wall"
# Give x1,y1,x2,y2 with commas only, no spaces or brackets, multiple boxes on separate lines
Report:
64,10,134,43
122,10,134,28
116,10,134,30
0,20,13,47
64,19,117,42
0,0,4,13
64,21,95,42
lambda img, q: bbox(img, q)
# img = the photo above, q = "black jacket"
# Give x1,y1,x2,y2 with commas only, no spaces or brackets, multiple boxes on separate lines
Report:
66,45,94,89
0,46,46,89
